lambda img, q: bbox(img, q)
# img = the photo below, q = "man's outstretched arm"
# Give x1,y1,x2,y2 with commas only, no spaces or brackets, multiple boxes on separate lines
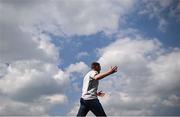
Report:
94,66,118,80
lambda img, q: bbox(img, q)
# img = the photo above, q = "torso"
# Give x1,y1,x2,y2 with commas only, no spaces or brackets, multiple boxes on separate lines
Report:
81,70,99,100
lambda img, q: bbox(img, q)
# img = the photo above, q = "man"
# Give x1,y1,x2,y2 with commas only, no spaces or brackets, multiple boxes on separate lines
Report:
77,62,118,116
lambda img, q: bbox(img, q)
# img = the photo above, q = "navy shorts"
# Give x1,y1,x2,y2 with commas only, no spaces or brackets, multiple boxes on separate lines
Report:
77,98,106,116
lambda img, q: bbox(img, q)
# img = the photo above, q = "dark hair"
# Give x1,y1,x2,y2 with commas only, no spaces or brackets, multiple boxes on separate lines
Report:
91,62,100,69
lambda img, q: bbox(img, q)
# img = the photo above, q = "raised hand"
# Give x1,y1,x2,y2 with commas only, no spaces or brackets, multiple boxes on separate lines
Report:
108,66,118,74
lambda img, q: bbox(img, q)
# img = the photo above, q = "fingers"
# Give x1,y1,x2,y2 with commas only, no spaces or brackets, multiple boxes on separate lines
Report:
111,66,118,69
100,93,105,97
112,66,118,72
111,66,118,70
109,66,118,74
97,91,105,96
113,66,118,70
99,92,105,97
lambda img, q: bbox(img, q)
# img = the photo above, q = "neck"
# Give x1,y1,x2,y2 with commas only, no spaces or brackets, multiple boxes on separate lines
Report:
92,69,100,73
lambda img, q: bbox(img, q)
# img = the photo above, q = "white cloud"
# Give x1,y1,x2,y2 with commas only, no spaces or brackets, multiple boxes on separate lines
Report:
0,63,8,78
0,0,136,37
162,94,180,107
149,50,180,94
40,94,68,105
67,102,79,116
0,60,69,98
98,37,162,69
65,61,89,92
94,36,180,115
158,18,168,32
76,51,89,60
0,19,59,63
0,96,48,116
65,61,89,75
0,58,71,115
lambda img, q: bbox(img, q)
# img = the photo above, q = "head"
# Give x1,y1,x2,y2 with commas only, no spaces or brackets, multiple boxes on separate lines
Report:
91,62,101,73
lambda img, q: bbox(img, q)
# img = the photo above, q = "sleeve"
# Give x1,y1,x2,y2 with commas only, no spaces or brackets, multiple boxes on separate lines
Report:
89,71,98,79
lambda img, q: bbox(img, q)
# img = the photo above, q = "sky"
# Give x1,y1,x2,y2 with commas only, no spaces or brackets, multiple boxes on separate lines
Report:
0,0,180,116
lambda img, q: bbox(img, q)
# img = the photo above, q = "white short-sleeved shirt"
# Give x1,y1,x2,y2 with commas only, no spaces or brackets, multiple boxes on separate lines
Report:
81,70,99,100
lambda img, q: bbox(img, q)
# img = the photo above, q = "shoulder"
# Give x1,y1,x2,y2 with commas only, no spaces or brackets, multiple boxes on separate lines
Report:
91,70,98,73
88,70,98,74
88,70,98,79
